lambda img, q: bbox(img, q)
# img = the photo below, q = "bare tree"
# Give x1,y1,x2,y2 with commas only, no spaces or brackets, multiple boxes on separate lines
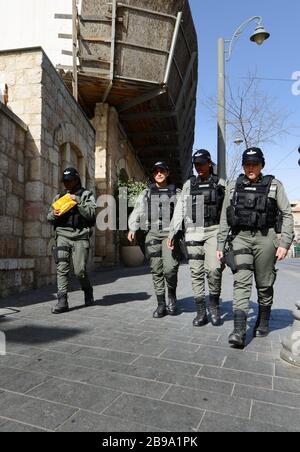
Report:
204,71,294,180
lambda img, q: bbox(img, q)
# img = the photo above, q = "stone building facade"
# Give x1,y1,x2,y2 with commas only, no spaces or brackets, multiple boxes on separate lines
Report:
0,48,95,297
93,104,145,265
0,47,147,297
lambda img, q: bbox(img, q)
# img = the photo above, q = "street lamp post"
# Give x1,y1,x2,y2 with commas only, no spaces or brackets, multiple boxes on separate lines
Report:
217,17,270,180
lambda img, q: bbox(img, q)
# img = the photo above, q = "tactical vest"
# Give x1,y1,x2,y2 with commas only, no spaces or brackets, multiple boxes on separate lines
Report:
190,175,225,227
147,184,177,230
227,175,278,231
54,188,96,230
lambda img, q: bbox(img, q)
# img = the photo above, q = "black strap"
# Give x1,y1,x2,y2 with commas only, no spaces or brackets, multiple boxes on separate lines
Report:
146,240,162,247
186,241,205,247
57,246,72,264
234,264,254,272
148,251,162,258
234,248,253,257
188,254,205,261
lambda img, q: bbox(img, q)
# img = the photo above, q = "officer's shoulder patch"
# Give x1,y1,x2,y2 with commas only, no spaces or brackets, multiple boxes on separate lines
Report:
273,179,283,188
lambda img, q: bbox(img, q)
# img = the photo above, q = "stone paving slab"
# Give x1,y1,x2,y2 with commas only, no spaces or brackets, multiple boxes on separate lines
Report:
0,261,300,432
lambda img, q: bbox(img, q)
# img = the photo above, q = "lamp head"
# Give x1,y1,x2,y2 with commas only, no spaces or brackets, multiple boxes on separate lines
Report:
250,26,270,45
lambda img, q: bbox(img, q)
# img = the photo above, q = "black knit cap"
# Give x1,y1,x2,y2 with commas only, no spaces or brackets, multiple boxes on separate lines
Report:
152,161,169,172
242,148,265,167
62,168,80,182
193,149,212,165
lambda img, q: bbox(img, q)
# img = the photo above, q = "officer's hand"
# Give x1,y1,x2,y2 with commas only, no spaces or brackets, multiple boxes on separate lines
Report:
128,232,135,242
69,195,77,201
217,251,224,261
167,239,174,250
54,209,61,217
276,247,288,261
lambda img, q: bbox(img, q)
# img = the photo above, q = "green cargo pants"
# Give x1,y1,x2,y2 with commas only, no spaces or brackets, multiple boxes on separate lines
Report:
55,235,92,295
146,231,180,296
187,229,223,300
232,230,278,313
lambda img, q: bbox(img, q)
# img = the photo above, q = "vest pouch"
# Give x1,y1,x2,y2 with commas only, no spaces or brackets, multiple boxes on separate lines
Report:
203,190,212,204
227,206,238,227
256,193,268,212
244,193,256,209
204,204,210,219
258,213,267,229
275,210,283,233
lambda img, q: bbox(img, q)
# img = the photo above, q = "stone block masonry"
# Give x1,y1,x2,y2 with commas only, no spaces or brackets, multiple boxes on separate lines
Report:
0,48,95,297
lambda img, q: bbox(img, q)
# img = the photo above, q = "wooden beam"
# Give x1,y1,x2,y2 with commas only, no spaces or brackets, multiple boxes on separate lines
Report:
128,130,181,138
72,0,78,101
117,86,166,113
136,145,180,152
120,111,178,121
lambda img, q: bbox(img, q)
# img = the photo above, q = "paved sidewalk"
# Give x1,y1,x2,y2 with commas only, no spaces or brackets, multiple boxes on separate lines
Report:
0,260,300,432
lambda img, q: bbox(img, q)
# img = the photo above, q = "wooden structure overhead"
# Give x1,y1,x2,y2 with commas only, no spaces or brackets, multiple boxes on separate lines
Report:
56,0,198,183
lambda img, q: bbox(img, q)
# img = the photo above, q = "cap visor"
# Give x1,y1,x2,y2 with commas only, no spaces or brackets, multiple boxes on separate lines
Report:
243,157,262,165
194,158,209,165
62,176,76,181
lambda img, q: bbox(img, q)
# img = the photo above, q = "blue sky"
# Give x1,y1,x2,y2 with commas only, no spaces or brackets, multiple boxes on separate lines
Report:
189,0,300,199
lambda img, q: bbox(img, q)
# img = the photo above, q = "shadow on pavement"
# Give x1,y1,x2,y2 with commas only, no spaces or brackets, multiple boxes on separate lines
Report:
100,292,151,306
1,325,86,346
0,266,151,310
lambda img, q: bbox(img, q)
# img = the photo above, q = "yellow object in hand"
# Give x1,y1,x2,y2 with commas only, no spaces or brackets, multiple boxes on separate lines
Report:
52,194,77,216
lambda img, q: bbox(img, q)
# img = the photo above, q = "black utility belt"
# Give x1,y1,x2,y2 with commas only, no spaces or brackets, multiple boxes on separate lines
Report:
232,227,275,233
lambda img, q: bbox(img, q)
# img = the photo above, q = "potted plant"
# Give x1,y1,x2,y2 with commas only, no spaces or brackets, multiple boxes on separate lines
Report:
116,178,148,267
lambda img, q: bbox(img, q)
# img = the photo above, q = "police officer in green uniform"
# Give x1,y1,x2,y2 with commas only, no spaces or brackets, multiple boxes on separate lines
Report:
47,168,97,314
217,148,294,348
128,162,180,318
168,150,226,327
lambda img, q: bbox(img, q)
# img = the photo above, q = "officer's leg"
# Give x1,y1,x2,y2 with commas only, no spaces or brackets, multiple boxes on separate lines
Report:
162,238,180,316
52,236,71,314
229,236,254,348
187,243,208,327
146,233,166,318
253,233,278,337
72,240,94,306
204,232,224,326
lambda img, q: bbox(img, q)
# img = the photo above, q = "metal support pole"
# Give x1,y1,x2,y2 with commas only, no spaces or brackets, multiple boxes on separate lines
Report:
72,0,78,101
217,38,226,180
103,0,117,102
164,12,183,85
281,301,300,367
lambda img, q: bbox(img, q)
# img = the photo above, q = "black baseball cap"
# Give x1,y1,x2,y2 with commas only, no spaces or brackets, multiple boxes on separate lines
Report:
193,149,212,165
152,162,169,172
242,148,265,167
62,168,80,182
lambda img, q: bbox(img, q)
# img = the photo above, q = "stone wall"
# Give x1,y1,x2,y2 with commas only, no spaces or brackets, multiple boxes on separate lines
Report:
93,104,145,265
0,102,35,296
0,48,95,296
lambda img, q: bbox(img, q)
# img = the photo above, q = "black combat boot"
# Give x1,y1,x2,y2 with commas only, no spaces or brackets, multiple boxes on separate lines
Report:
209,295,222,326
52,293,69,315
254,305,272,338
80,278,94,307
228,310,247,349
166,288,177,316
193,299,208,327
84,288,94,307
153,295,167,319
